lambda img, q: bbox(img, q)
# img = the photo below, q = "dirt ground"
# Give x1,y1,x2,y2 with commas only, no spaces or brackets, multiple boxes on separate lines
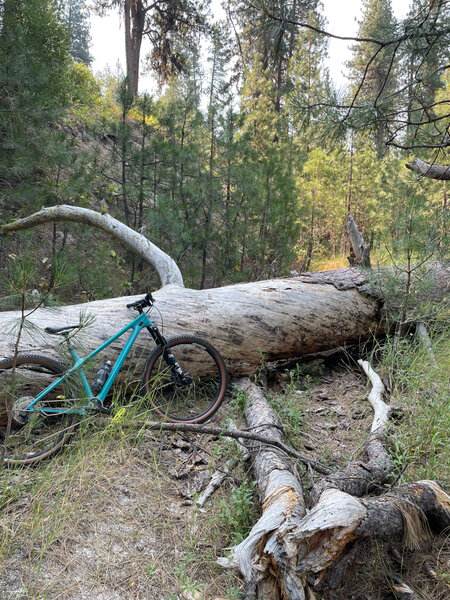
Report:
0,359,448,600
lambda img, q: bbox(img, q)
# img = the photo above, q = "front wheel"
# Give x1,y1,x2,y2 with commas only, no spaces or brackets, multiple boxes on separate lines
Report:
141,336,228,423
0,355,78,466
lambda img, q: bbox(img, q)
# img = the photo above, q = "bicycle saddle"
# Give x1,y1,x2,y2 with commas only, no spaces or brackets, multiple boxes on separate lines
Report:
44,325,80,335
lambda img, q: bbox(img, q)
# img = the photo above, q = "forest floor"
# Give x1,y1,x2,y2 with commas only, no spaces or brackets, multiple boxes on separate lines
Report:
0,353,448,600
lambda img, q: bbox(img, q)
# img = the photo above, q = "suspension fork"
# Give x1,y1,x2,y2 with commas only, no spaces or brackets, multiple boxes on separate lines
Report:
145,321,189,383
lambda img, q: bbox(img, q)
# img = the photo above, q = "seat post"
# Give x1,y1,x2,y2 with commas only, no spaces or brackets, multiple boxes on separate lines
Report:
62,331,74,350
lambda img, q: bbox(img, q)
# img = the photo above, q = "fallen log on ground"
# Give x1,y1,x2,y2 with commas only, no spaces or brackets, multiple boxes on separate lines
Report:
309,359,397,503
1,206,448,378
218,364,450,599
0,271,383,375
217,377,308,599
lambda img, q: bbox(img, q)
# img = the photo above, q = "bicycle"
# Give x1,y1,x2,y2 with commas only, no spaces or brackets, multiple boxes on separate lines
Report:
0,292,228,466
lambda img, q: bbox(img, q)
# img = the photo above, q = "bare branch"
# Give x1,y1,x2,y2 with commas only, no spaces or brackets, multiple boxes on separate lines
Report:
405,157,450,180
0,205,184,287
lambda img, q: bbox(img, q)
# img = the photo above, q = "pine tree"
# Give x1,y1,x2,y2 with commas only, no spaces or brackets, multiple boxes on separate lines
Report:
59,0,93,65
0,0,72,214
94,0,208,95
346,0,398,154
286,8,334,162
240,58,299,278
231,0,321,113
401,0,450,148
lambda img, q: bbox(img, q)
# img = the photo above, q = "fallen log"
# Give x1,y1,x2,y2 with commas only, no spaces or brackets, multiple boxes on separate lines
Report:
1,206,448,379
217,377,308,599
309,359,395,504
0,274,383,375
219,363,450,599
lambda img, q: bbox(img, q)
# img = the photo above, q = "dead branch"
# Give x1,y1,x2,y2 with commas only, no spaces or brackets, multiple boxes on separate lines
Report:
347,214,371,267
0,205,184,287
405,158,450,180
309,358,394,504
218,378,308,599
196,421,249,507
130,418,330,475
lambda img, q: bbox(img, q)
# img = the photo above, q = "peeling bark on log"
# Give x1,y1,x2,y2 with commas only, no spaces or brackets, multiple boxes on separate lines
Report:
222,465,449,599
217,378,307,599
0,274,383,376
219,365,450,600
283,481,449,584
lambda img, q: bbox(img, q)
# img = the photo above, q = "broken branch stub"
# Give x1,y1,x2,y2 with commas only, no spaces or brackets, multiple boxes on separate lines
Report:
347,214,371,267
405,158,450,180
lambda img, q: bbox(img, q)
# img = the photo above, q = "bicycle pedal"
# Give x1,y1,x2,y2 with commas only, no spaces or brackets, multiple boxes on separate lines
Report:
93,401,111,415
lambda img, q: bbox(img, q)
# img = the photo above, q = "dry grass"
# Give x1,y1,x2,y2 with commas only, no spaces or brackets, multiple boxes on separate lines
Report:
339,536,450,600
0,405,244,600
1,345,448,600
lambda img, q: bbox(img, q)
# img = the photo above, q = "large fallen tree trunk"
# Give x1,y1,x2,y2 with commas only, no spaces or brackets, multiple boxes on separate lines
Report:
1,206,447,376
0,273,383,374
0,205,383,372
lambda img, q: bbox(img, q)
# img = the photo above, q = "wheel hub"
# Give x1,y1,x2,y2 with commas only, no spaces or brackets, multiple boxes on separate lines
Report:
12,397,33,426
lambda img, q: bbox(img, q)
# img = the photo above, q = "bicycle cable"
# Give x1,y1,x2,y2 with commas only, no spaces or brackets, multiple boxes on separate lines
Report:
147,304,164,337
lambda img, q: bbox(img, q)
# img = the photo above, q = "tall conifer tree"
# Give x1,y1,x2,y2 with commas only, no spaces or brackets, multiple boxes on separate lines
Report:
347,0,398,154
59,0,93,65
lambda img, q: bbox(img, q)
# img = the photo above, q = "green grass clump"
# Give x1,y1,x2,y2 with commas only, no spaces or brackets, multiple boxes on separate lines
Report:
216,478,258,545
378,330,449,486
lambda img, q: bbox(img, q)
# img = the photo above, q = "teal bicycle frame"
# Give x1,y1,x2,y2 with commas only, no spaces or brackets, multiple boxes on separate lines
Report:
26,312,156,416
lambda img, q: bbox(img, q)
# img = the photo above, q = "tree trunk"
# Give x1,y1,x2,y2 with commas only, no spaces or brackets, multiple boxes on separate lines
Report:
0,272,383,374
124,0,145,96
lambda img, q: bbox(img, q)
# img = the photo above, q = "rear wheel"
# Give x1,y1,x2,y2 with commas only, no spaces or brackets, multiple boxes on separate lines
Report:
141,336,227,423
0,355,78,466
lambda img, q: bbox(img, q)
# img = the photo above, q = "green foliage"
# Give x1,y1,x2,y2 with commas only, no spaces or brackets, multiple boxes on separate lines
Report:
269,365,308,440
0,0,447,307
378,332,450,485
367,174,448,333
346,0,398,153
0,0,71,209
67,61,101,115
217,478,258,545
228,386,248,416
58,0,92,66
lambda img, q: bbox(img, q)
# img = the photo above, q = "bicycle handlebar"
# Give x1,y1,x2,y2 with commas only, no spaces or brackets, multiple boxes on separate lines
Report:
126,292,154,311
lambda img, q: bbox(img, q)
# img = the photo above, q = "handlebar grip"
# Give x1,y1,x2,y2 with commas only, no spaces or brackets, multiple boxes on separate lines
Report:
126,292,154,310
